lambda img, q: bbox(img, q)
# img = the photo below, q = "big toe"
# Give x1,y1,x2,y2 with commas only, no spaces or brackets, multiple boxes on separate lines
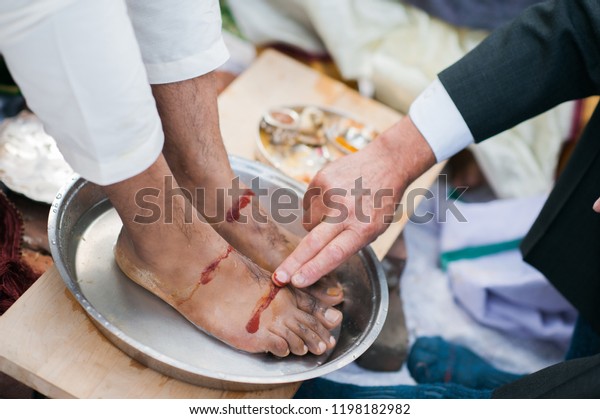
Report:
304,276,344,306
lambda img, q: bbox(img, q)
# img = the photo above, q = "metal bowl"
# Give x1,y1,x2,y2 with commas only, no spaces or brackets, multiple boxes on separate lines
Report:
48,156,388,391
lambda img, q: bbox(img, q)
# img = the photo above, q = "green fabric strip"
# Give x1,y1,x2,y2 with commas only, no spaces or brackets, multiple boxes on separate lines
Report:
440,238,523,271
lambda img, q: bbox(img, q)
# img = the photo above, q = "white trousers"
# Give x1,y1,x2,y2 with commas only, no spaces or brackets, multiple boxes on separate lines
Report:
0,0,229,185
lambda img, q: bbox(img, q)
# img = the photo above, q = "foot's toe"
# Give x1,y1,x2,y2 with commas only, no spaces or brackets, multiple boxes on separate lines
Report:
320,307,343,329
294,289,343,330
288,311,334,355
265,334,291,357
272,326,308,356
305,277,344,306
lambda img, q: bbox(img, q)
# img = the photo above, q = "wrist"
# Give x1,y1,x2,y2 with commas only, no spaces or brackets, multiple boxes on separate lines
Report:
376,116,436,192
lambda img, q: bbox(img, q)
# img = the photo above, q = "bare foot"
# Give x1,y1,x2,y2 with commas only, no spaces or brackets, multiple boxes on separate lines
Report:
114,229,340,356
105,156,341,357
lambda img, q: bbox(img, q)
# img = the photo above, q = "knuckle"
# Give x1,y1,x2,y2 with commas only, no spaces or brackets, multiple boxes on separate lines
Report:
362,222,380,238
301,262,323,284
312,173,331,191
328,242,346,262
348,226,373,248
305,314,320,330
304,231,324,249
297,321,308,334
281,254,299,271
312,171,324,185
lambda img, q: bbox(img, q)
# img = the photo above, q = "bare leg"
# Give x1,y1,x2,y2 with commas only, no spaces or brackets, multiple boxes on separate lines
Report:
153,73,343,305
106,155,341,356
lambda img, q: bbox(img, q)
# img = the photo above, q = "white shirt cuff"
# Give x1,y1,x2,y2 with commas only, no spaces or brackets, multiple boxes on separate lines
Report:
409,78,474,162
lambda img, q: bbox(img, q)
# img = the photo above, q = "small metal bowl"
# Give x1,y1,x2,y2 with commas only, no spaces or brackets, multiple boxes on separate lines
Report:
48,156,387,391
261,107,300,133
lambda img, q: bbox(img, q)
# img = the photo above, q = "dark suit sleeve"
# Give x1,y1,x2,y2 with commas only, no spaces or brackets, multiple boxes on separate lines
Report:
439,0,600,142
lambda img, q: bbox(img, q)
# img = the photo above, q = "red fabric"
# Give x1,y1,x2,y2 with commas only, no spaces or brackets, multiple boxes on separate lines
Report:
0,258,36,314
0,190,37,314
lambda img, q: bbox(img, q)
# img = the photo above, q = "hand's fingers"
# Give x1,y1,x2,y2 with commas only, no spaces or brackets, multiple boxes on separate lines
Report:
594,197,600,213
273,222,343,287
304,185,352,232
303,198,329,232
289,229,365,287
302,186,326,231
303,184,322,212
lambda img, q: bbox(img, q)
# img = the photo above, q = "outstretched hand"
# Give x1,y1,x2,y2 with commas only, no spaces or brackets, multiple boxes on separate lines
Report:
273,116,436,288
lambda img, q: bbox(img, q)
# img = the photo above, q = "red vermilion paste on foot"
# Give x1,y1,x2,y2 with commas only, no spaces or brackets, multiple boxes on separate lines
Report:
176,245,235,306
245,284,281,334
200,245,233,285
226,190,255,222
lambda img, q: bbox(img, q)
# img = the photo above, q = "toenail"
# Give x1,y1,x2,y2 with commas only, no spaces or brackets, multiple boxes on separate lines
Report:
302,345,308,354
318,342,327,353
292,272,306,286
326,287,342,296
272,271,287,287
325,308,341,323
330,336,336,346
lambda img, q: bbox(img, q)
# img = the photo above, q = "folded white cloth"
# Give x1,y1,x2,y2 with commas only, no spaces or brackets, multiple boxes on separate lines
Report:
440,195,576,348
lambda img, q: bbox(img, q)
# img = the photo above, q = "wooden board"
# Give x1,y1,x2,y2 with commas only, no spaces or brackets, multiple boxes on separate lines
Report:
0,267,298,399
0,49,442,398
